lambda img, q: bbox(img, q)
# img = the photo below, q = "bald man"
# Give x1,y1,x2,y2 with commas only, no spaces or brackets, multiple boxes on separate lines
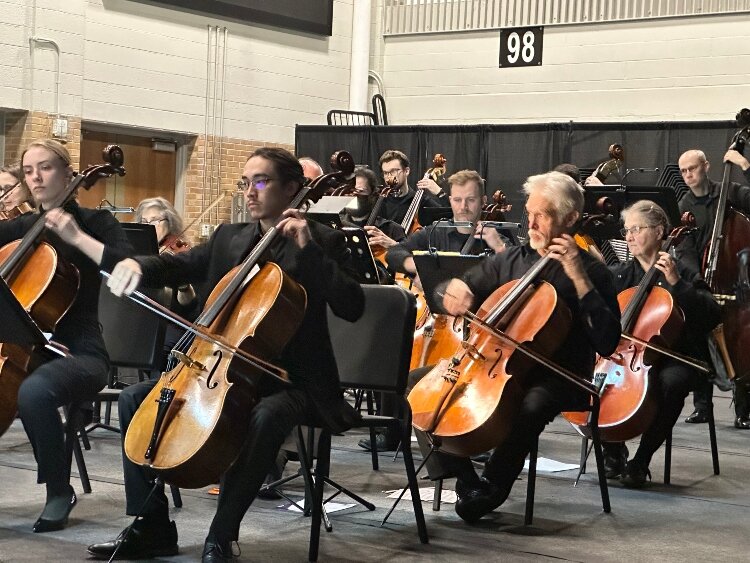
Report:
676,148,750,426
299,157,324,182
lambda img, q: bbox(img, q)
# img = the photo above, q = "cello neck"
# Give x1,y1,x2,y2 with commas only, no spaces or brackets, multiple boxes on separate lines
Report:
366,193,386,227
400,187,424,232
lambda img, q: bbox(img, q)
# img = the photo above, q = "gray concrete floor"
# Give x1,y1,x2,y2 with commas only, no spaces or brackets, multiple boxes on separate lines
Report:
1,390,748,562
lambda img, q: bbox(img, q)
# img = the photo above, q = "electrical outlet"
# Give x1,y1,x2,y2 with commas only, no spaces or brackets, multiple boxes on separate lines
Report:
200,223,215,238
52,117,68,140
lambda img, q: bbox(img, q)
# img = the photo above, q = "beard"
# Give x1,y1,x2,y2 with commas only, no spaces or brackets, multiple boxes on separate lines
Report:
528,229,548,250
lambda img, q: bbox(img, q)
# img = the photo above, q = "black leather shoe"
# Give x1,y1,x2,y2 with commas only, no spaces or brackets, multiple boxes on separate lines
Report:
358,432,399,452
620,460,651,489
202,537,236,562
685,410,709,424
33,489,77,533
734,417,750,429
602,443,629,479
454,478,509,524
87,519,178,560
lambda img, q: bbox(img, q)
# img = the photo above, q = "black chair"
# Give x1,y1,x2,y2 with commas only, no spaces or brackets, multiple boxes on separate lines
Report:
664,400,719,484
299,285,426,562
63,402,92,494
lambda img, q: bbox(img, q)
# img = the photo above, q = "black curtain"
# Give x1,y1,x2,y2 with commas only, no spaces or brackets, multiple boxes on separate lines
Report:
295,120,741,223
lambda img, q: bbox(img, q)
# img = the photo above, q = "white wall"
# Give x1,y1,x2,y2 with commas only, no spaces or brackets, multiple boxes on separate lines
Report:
375,11,750,124
0,0,354,144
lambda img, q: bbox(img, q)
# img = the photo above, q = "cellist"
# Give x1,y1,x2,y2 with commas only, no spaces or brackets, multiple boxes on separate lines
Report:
425,171,620,523
89,147,364,562
675,149,750,426
0,139,133,532
601,201,721,487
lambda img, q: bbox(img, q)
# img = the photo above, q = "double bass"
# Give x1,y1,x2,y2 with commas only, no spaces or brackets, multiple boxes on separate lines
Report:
122,152,354,489
703,110,750,387
0,146,126,437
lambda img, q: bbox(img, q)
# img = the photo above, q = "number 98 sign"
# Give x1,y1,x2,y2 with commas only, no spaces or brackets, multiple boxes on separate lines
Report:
499,26,543,68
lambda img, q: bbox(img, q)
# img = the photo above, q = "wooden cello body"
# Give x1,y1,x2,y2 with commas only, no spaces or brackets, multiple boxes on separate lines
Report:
409,259,571,457
124,263,305,489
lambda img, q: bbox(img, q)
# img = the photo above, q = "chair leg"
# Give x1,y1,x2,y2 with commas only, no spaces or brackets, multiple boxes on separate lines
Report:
524,438,537,526
664,430,672,485
579,436,589,475
432,479,442,511
590,419,611,514
309,431,331,563
64,405,92,494
397,414,428,544
708,405,720,476
170,485,183,508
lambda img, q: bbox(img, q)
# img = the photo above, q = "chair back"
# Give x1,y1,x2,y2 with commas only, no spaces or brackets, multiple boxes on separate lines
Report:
327,285,416,395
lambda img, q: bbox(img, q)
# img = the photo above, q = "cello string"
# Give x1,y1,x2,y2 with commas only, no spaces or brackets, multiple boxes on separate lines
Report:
100,271,289,384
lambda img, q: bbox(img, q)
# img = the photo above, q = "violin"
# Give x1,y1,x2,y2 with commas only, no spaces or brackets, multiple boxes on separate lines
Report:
563,218,704,442
159,234,191,256
0,201,35,221
122,151,354,488
0,146,126,437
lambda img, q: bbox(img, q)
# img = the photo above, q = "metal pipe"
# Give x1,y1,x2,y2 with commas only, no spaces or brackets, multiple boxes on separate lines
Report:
29,37,61,115
350,0,372,112
215,27,228,224
203,25,213,219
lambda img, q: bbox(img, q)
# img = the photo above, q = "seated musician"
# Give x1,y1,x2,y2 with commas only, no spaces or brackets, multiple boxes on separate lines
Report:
89,147,364,562
0,140,132,532
387,169,510,290
675,149,750,426
426,171,620,523
299,155,324,181
343,165,406,244
378,149,445,226
602,201,721,486
0,161,35,216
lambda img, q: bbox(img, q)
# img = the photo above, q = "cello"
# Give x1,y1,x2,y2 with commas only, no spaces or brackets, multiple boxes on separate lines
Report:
408,251,575,457
122,153,353,489
702,110,750,387
563,219,702,441
0,146,126,437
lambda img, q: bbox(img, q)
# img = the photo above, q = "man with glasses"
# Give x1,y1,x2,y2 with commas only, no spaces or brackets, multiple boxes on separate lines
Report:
88,147,365,562
675,148,750,426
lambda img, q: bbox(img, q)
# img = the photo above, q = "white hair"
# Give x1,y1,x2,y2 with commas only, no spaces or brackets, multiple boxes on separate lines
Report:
522,171,584,223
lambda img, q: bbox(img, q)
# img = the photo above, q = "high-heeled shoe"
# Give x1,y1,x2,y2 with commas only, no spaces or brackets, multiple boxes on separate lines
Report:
33,488,77,533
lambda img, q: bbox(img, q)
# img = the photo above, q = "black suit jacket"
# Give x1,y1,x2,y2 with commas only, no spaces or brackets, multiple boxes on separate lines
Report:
136,220,365,432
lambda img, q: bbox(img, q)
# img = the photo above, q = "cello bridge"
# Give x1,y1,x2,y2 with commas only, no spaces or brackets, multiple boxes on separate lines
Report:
461,342,485,362
171,350,207,371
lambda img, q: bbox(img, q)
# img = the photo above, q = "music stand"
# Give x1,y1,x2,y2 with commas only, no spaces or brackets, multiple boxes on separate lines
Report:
0,278,47,346
340,227,380,285
120,223,159,254
418,207,452,227
412,252,483,312
306,196,358,229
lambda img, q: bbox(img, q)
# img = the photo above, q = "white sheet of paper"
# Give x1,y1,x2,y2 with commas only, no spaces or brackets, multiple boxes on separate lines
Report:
282,499,356,513
524,456,579,472
385,487,458,504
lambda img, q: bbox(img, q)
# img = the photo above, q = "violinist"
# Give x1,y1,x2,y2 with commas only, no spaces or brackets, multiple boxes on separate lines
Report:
378,149,444,226
0,161,34,218
89,147,364,562
602,201,721,486
675,149,750,425
0,139,132,532
427,171,620,523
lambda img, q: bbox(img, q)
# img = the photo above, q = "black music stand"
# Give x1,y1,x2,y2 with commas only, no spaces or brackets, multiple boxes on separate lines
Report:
306,196,357,229
418,207,452,227
412,252,483,312
0,278,47,346
340,227,381,284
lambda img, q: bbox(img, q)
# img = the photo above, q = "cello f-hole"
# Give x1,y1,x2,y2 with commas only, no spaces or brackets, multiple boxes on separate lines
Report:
206,350,223,389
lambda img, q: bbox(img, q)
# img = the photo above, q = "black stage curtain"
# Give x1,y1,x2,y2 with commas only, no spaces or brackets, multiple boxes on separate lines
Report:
295,121,740,223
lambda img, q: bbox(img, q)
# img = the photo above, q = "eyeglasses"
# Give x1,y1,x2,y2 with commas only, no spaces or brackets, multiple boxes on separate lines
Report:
0,181,20,195
140,217,167,226
382,168,403,178
620,225,654,237
237,176,276,191
679,163,702,175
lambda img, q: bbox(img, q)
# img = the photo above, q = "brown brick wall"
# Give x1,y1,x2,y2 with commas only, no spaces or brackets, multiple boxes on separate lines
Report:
4,111,81,169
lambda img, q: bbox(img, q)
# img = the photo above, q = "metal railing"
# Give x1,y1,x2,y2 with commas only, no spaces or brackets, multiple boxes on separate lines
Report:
383,0,750,36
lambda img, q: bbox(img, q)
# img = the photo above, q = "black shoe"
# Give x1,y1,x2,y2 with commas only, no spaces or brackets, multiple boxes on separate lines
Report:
734,417,750,429
454,478,509,524
202,536,236,562
257,483,283,500
33,487,77,533
685,410,709,424
470,451,491,463
620,460,651,489
87,519,178,560
602,443,629,479
358,432,399,452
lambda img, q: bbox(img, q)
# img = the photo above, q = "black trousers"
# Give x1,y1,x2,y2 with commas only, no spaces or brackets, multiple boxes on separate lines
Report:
119,378,318,543
408,365,586,493
603,361,698,467
692,375,713,412
17,353,108,491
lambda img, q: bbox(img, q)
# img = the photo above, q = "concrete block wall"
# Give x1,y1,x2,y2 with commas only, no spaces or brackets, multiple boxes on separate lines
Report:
373,7,750,124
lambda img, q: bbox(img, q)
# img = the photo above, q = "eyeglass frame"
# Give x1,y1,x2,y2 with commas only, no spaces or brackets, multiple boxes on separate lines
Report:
0,181,21,196
236,176,277,191
140,217,168,226
620,225,655,237
382,167,405,178
679,162,704,175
